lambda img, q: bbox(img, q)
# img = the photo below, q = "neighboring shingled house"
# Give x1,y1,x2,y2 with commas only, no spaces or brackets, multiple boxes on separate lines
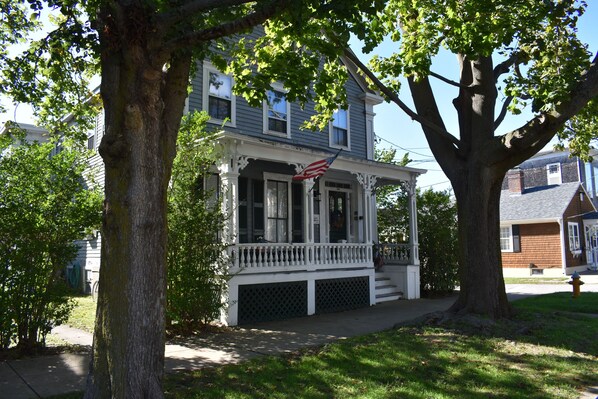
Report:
500,169,595,277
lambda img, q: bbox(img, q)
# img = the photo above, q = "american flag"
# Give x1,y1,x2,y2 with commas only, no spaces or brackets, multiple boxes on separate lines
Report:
292,150,341,181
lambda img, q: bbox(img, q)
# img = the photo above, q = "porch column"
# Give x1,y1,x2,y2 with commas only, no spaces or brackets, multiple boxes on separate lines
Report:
406,174,419,265
354,173,377,245
302,179,315,244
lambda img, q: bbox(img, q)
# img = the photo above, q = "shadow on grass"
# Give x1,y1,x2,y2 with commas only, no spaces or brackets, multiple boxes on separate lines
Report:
164,293,598,399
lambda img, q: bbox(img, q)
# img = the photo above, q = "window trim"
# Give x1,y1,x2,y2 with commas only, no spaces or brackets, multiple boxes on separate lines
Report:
500,225,513,252
329,106,351,150
202,61,236,127
263,83,291,138
568,222,581,252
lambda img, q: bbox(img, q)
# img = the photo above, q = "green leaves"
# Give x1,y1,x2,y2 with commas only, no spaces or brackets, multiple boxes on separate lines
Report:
166,111,228,331
0,132,102,349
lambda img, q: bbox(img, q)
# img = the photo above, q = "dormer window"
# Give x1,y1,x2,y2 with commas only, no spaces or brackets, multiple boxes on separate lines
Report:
203,62,236,126
263,84,290,137
330,107,350,150
546,163,561,185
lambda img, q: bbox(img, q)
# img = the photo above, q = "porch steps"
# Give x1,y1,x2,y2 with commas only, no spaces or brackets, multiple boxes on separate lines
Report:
375,273,403,303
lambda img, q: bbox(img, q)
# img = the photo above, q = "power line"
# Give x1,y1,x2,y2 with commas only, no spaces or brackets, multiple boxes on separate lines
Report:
376,135,432,158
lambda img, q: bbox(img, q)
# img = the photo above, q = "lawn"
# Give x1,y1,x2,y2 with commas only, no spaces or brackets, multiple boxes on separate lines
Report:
65,295,97,333
161,293,598,399
504,277,569,284
55,293,598,399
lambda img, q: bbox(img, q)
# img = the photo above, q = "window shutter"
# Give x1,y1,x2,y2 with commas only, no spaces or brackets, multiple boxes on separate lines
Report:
512,225,521,253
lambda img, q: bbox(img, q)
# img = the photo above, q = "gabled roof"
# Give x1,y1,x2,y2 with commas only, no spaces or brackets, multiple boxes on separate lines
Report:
500,182,583,222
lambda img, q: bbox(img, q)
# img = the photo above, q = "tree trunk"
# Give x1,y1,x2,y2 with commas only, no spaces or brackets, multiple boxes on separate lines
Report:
84,8,190,397
448,164,513,318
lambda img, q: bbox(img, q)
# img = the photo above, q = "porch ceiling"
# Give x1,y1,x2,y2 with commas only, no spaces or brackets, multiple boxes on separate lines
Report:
217,131,426,183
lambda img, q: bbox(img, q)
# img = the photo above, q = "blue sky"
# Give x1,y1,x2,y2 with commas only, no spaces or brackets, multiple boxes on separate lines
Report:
1,4,597,192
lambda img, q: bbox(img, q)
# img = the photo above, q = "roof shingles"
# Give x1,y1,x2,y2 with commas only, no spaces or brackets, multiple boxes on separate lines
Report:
500,182,581,222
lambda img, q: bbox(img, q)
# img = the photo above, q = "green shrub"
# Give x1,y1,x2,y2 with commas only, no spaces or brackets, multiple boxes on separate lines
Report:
0,129,102,351
166,112,228,333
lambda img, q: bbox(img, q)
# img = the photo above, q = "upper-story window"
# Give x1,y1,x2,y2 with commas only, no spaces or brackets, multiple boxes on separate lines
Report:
203,62,236,126
263,84,290,137
330,107,350,150
546,163,562,185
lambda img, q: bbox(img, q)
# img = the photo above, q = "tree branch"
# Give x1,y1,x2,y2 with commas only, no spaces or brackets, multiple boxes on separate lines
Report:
165,0,290,50
492,52,598,167
342,49,460,148
429,70,468,88
158,0,255,30
494,96,512,130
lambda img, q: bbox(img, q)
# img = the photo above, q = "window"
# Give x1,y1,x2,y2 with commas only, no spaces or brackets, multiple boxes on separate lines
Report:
87,135,95,150
330,108,350,149
203,62,235,125
546,163,562,185
266,180,289,242
264,85,290,136
568,222,581,251
500,226,513,252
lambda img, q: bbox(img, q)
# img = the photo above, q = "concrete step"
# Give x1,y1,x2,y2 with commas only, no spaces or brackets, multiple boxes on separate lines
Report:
376,292,402,303
376,284,401,296
375,277,391,287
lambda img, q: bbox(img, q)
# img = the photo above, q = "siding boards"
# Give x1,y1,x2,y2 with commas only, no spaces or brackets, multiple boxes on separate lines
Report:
501,223,562,268
190,60,369,159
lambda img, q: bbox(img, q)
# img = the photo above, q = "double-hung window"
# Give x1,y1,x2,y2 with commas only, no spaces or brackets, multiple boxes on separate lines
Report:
568,222,581,251
203,62,236,126
264,85,290,137
264,173,292,243
546,163,562,185
500,226,513,252
330,108,350,149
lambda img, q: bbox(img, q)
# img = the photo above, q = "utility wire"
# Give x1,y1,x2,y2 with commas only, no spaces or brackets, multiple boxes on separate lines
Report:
376,135,432,158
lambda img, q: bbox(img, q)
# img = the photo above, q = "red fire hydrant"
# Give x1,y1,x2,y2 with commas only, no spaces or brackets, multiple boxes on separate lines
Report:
567,272,585,298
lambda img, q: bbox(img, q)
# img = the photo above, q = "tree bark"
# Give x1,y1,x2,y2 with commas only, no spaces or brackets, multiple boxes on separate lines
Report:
449,164,513,318
84,5,190,397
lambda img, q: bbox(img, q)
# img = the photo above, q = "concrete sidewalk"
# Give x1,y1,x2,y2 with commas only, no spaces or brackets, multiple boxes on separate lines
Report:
2,279,597,399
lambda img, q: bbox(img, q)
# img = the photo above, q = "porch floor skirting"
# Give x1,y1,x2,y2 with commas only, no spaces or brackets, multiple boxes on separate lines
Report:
236,276,370,325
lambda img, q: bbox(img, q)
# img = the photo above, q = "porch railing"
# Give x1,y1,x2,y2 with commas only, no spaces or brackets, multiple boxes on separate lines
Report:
379,243,411,265
229,242,372,272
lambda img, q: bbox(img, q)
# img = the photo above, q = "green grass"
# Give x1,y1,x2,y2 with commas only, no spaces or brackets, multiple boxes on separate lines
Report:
514,292,598,314
161,294,598,399
504,277,568,284
51,293,598,399
65,295,97,333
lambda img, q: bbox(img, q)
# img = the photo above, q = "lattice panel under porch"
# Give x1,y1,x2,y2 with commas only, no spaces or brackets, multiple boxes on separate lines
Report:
315,277,370,314
237,281,308,325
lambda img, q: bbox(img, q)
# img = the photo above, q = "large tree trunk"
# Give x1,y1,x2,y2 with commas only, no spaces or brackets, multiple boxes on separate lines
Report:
448,164,513,318
84,6,190,397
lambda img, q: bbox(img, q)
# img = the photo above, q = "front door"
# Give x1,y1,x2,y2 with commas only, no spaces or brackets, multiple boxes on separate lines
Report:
329,191,347,243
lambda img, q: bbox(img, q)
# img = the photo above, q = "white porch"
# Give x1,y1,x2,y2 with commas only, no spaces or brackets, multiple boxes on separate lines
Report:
216,132,425,325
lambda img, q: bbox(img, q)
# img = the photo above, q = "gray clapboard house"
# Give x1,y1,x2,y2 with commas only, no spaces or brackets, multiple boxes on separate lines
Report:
14,55,425,326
